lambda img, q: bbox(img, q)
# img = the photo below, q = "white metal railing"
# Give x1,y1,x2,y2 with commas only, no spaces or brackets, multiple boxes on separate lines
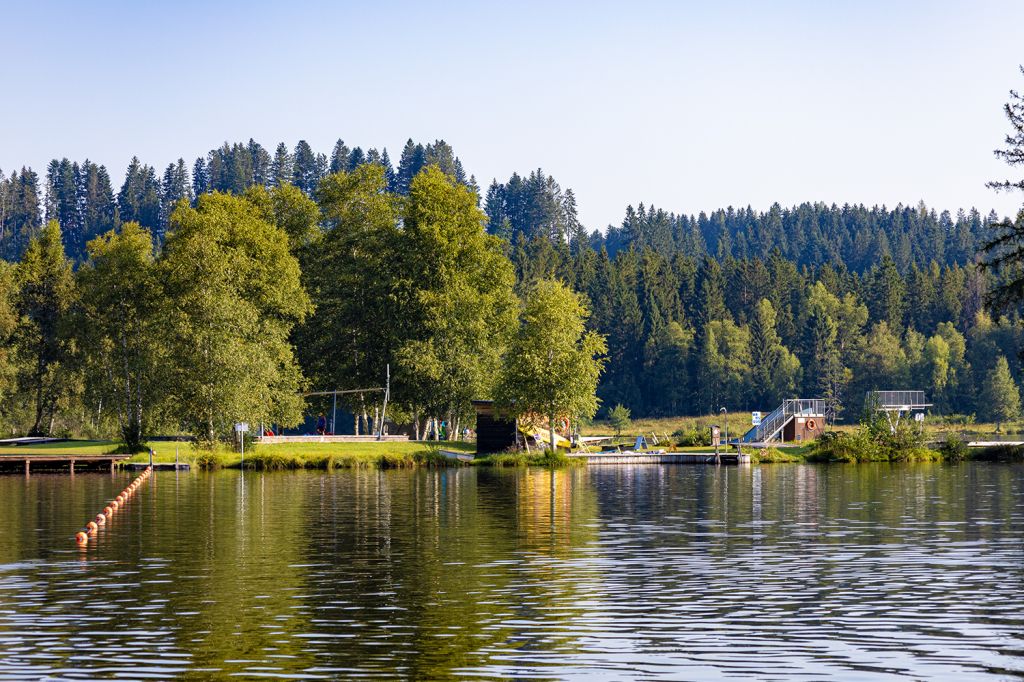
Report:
741,399,826,443
869,391,930,409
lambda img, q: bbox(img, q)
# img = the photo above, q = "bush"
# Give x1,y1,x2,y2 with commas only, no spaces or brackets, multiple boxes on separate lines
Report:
939,433,969,462
608,404,631,437
811,418,935,462
194,450,225,470
752,446,802,463
973,444,1024,461
475,448,581,468
673,424,711,447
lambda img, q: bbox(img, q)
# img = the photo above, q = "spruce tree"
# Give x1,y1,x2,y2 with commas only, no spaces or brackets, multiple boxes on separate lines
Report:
292,140,319,195
982,65,1024,310
329,139,350,174
271,143,293,187
13,221,77,435
160,159,193,240
117,157,161,231
347,146,365,171
380,148,397,192
248,139,272,187
808,313,847,424
192,157,209,197
79,161,116,258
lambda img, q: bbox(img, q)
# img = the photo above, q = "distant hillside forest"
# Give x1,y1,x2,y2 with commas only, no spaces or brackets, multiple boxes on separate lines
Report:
0,137,1020,438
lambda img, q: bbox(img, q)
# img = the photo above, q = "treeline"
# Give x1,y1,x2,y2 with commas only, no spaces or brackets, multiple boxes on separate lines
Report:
0,137,476,261
0,136,1021,444
0,166,507,446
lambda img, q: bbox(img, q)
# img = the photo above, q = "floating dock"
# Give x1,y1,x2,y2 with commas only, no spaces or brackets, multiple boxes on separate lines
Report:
0,454,131,474
567,451,750,465
124,462,190,471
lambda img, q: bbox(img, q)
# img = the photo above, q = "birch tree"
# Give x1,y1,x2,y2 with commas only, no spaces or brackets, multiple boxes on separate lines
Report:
495,279,607,453
160,192,310,441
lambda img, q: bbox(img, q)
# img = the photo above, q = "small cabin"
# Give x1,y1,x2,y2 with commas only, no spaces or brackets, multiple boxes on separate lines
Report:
782,414,824,442
472,401,517,454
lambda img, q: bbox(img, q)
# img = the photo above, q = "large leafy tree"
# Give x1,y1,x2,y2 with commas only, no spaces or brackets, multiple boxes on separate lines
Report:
0,261,18,429
393,167,519,429
160,192,311,441
981,355,1021,431
77,222,164,450
13,221,78,435
296,164,400,418
495,278,607,452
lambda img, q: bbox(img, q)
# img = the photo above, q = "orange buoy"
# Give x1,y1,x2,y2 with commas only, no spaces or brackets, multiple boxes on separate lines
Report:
103,506,113,516
75,532,88,544
86,521,98,533
96,514,105,525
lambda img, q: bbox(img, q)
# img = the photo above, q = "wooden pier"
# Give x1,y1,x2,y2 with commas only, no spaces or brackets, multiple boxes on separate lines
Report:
0,454,131,474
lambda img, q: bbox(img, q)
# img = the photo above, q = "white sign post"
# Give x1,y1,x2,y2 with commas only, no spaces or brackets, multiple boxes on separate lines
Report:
751,411,762,427
235,423,249,466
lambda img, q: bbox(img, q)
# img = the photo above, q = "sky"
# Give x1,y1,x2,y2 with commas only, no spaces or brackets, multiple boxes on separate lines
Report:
2,0,1022,230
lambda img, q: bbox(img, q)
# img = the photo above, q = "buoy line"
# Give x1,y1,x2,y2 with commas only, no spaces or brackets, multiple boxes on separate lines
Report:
75,466,152,546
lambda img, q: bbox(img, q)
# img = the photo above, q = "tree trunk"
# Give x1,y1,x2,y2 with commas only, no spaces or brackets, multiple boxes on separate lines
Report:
549,412,556,456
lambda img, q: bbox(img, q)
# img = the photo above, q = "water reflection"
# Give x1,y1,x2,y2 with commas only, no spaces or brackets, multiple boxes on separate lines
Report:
0,463,1021,679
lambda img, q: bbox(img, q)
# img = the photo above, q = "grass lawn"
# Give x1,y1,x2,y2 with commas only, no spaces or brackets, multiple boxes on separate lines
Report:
583,413,755,439
0,438,477,470
0,440,118,456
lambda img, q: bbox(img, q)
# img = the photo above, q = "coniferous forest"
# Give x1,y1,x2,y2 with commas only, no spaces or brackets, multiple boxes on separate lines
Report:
0,135,1021,442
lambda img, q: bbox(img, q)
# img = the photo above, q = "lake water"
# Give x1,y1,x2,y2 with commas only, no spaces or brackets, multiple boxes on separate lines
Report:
0,463,1021,680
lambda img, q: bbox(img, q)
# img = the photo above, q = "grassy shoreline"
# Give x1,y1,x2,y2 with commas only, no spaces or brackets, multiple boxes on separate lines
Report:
1,437,1020,470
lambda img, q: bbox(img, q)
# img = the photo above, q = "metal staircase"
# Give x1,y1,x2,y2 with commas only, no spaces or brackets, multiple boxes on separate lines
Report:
739,399,825,444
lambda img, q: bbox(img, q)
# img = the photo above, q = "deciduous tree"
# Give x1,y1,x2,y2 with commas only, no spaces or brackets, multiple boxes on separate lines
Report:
495,278,607,452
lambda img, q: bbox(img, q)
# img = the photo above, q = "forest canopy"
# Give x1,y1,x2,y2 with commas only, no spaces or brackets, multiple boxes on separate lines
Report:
0,132,1020,440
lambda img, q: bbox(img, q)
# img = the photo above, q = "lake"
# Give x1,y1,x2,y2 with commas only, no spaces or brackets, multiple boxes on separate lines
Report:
0,463,1022,680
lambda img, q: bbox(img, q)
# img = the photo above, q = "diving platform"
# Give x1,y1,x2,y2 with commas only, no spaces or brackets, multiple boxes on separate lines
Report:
868,390,931,431
739,399,826,444
870,390,932,411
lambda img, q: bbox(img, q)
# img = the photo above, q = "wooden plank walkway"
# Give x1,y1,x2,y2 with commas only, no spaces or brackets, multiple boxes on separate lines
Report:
0,453,131,474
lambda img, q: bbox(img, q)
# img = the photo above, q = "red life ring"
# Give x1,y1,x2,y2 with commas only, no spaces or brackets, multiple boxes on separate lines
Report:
807,419,817,430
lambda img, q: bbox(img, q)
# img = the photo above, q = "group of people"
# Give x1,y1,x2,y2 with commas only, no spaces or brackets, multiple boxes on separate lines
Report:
307,413,471,440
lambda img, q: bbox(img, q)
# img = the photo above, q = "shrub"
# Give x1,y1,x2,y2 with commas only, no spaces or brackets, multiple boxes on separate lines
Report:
608,404,631,437
752,446,802,463
673,425,711,447
194,450,224,470
939,433,969,462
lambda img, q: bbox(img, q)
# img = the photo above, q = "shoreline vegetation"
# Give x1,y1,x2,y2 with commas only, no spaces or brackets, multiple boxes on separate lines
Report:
2,411,1022,471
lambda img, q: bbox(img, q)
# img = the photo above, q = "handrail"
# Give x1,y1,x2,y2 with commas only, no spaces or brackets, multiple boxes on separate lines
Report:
741,398,826,443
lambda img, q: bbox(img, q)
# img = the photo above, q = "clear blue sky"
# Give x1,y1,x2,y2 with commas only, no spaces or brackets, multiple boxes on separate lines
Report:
2,0,1022,229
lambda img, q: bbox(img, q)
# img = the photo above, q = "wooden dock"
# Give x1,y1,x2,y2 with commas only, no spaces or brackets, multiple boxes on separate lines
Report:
0,454,131,474
124,462,190,471
567,451,751,465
